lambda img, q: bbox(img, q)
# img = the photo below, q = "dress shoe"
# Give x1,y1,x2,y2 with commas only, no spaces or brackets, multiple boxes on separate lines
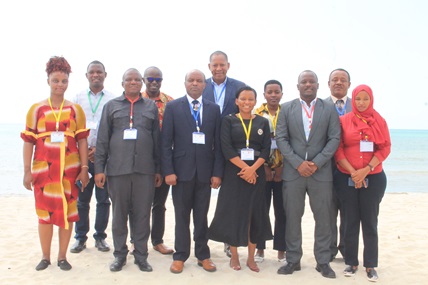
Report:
344,265,358,277
170,260,184,274
110,257,127,272
197,258,216,272
153,243,174,255
70,240,86,253
277,261,301,275
57,259,72,271
95,239,110,252
316,263,336,278
366,268,378,282
224,243,232,258
135,259,153,272
35,259,51,271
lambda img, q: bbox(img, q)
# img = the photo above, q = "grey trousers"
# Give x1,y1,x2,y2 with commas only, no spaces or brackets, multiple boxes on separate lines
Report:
108,173,155,262
283,176,333,264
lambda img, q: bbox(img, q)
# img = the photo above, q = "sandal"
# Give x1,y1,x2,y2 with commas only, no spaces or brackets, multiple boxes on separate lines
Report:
57,259,72,271
246,262,260,273
35,259,51,271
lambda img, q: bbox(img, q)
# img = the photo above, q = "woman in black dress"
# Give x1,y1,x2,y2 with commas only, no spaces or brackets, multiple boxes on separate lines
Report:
208,86,272,272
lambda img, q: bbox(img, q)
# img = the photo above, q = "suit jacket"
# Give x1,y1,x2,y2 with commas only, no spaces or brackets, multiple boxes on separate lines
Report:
325,96,352,115
202,77,246,118
276,98,340,182
161,96,224,183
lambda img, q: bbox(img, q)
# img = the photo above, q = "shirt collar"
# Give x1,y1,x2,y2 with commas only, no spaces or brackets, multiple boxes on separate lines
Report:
186,94,202,105
330,95,348,104
210,77,228,86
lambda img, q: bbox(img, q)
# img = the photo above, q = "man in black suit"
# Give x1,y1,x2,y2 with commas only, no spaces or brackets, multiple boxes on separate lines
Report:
202,50,246,118
161,69,224,274
326,68,352,261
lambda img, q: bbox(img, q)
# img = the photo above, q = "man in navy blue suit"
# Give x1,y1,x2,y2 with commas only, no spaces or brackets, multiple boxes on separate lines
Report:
202,50,246,118
161,69,224,274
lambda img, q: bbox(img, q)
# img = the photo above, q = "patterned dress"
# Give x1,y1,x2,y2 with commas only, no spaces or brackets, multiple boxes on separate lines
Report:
21,103,89,229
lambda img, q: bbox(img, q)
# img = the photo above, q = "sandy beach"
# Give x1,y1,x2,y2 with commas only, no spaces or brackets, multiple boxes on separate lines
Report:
1,192,427,285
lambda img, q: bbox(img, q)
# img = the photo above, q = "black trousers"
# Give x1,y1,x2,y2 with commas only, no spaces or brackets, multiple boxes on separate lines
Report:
256,180,286,251
151,180,171,246
334,170,386,268
172,177,211,261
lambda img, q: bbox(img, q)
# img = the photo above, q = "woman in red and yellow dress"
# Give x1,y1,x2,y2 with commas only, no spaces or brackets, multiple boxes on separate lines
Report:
21,56,89,271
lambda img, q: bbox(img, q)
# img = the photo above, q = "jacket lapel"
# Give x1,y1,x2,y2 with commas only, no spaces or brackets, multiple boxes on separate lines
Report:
293,99,306,140
308,99,322,142
180,96,196,130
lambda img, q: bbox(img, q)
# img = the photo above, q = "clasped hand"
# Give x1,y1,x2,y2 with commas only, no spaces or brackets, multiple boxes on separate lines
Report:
238,166,258,185
297,161,318,177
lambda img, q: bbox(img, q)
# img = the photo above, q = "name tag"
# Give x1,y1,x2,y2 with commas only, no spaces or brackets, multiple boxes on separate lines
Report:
192,132,205,144
51,131,64,143
241,148,255,161
360,141,374,152
271,138,278,150
123,128,138,140
87,120,98,130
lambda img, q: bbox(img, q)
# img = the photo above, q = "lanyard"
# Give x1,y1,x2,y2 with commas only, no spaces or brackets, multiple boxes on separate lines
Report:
189,102,201,132
335,99,347,116
87,90,104,116
265,105,280,136
301,101,315,129
355,113,368,124
126,95,140,129
237,114,253,148
212,83,226,104
48,97,65,131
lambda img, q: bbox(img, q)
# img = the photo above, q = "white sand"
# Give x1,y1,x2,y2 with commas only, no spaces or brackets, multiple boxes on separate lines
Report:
1,192,427,285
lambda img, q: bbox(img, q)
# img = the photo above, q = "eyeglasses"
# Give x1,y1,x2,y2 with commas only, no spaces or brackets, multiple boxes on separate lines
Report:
145,77,163,83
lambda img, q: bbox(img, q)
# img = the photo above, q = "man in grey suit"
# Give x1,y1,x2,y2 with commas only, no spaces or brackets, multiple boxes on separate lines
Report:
202,50,246,118
276,70,340,278
325,68,352,261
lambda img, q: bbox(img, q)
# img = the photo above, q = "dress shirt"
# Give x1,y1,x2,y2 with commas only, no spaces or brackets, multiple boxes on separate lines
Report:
210,77,227,113
73,89,116,147
186,94,203,125
300,98,317,141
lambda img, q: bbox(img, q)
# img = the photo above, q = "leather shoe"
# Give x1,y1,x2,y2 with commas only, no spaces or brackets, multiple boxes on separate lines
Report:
135,259,153,272
197,259,216,272
110,257,127,272
95,239,110,252
170,260,184,274
277,261,301,275
153,243,174,255
316,263,336,278
70,240,86,253
224,243,232,258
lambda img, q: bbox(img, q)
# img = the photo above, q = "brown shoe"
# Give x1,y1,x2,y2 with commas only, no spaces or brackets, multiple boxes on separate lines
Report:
154,243,174,255
197,259,217,272
170,260,184,274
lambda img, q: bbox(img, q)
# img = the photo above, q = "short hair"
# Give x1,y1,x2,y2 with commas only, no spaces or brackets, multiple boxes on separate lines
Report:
122,68,142,81
235,85,257,99
46,56,71,76
328,68,350,81
209,50,228,62
87,60,105,72
298,70,318,83
264,80,283,91
184,69,205,81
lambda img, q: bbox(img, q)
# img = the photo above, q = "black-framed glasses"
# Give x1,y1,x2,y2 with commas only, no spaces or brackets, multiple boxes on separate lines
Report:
145,77,163,83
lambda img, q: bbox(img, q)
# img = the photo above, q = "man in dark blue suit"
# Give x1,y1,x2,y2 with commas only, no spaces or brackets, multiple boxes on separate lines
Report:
161,69,224,274
202,50,246,118
326,68,352,261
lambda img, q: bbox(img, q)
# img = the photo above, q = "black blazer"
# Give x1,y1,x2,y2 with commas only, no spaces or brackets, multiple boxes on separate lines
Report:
161,96,224,183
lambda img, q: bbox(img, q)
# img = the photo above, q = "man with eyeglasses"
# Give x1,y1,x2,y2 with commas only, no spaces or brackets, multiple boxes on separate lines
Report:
128,66,175,255
202,50,246,257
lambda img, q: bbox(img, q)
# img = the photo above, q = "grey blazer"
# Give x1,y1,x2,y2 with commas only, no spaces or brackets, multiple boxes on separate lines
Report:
276,98,341,182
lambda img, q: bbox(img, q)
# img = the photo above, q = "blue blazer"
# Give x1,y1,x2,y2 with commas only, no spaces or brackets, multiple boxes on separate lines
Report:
325,96,352,115
161,96,224,183
202,77,246,118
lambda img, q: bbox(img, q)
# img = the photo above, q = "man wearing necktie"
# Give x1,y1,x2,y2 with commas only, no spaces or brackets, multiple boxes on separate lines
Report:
161,69,224,274
326,68,352,262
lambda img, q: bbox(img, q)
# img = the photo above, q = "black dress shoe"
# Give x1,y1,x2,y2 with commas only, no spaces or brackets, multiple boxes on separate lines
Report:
70,240,86,253
35,259,51,271
316,263,336,278
110,257,127,272
95,239,110,252
57,259,72,271
135,259,153,272
277,261,301,275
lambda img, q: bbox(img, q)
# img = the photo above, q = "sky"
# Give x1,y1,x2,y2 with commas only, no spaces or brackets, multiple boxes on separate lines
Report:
1,0,427,129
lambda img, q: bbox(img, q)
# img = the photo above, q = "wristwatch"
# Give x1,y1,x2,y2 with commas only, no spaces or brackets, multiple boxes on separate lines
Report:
367,164,375,171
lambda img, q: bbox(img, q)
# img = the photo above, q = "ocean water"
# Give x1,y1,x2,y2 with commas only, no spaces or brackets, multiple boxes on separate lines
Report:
1,124,426,195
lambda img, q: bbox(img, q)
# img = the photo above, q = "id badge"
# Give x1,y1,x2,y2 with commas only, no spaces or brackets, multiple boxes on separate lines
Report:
192,132,205,144
51,131,64,143
123,128,138,140
360,141,374,152
241,148,255,160
271,138,278,150
86,120,98,130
